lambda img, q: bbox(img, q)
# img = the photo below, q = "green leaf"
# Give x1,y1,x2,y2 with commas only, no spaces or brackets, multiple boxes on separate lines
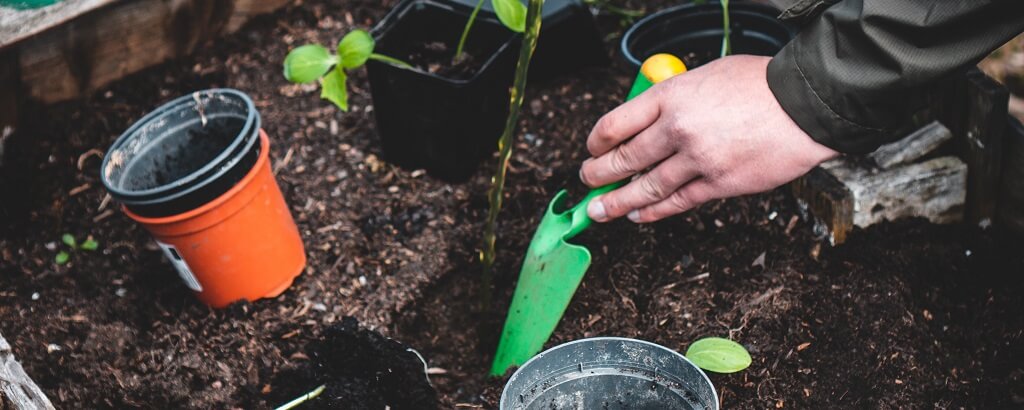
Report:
320,67,349,111
61,233,76,249
492,0,527,32
337,29,375,69
685,337,752,373
80,238,99,251
55,251,70,265
283,44,337,84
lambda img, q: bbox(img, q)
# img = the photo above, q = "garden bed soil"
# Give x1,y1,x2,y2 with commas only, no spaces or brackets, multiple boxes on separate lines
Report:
1,0,1023,408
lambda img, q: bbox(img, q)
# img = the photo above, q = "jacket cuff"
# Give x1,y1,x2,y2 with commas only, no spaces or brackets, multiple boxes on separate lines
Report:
767,43,890,155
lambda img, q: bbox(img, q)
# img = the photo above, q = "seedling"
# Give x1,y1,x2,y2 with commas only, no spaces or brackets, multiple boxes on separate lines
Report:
692,0,732,57
480,0,544,307
454,0,527,61
283,29,410,111
55,233,99,265
685,337,751,373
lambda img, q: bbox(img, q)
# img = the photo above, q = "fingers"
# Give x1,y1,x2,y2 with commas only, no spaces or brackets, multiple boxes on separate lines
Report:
586,88,661,157
579,124,673,187
627,179,717,223
587,154,699,222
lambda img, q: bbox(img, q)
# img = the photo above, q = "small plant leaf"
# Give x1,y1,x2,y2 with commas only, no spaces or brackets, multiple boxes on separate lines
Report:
492,0,527,32
55,251,70,265
283,44,337,84
320,67,349,111
61,233,76,249
337,29,375,69
685,337,752,373
80,238,99,251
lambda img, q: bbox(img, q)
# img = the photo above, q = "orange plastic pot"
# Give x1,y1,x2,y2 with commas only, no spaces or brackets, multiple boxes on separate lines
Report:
124,131,306,307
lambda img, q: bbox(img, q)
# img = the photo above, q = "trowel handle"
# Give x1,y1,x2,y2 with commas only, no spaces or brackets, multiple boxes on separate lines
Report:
566,54,688,239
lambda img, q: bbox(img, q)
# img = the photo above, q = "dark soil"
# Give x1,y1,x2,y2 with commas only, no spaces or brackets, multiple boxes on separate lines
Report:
268,316,437,409
1,0,1022,409
405,41,484,80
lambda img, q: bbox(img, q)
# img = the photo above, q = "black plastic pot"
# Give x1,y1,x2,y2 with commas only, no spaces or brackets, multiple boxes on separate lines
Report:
100,89,261,217
997,117,1024,235
621,2,796,70
448,0,607,80
367,0,519,182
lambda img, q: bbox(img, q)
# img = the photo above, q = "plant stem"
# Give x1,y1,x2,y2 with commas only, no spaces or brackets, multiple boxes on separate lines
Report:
274,385,325,410
369,53,412,68
480,0,544,309
720,0,731,57
455,0,487,62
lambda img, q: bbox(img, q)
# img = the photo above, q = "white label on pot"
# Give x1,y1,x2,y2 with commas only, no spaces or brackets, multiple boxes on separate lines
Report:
156,241,203,292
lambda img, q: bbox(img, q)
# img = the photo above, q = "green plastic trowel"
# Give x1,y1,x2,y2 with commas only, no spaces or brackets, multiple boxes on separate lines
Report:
491,54,688,376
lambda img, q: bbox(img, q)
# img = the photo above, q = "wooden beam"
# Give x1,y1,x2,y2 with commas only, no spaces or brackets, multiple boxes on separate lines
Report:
0,0,118,49
869,121,952,169
0,332,54,410
7,0,292,105
959,70,1009,225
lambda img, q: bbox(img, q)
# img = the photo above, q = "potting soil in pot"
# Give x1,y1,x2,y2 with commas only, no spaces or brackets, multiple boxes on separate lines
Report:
123,117,244,190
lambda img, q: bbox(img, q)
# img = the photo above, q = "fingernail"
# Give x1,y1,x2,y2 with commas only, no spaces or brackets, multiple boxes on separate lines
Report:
627,210,640,222
588,200,607,221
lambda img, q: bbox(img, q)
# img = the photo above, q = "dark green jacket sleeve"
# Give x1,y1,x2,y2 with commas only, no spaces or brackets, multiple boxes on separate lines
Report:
767,0,1024,154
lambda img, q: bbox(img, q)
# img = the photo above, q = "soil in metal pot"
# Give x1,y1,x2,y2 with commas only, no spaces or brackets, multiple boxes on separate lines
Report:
1,0,1023,409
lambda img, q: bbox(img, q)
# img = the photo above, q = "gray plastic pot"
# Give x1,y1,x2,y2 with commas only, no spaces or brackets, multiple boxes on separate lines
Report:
100,89,261,217
500,337,718,410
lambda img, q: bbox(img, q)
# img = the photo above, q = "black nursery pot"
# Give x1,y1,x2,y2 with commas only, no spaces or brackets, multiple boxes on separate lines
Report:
448,0,607,80
621,2,796,69
367,0,519,182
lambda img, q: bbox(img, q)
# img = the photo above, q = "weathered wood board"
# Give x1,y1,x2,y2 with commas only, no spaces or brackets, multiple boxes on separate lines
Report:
793,67,1012,245
0,0,292,133
0,332,54,410
792,122,968,245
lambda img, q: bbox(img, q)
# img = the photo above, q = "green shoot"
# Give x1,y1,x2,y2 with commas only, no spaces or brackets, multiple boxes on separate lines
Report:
685,337,751,373
81,237,99,251
54,234,99,265
61,233,77,249
720,0,731,57
480,0,543,308
454,0,527,62
283,29,410,111
274,384,326,410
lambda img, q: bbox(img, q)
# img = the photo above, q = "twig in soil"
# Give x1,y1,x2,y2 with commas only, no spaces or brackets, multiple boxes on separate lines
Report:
685,272,710,283
77,148,104,170
69,183,91,196
274,384,325,410
97,193,112,211
274,146,295,175
406,347,433,386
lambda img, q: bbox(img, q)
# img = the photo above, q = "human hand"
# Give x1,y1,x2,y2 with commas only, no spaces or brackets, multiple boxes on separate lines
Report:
580,55,839,223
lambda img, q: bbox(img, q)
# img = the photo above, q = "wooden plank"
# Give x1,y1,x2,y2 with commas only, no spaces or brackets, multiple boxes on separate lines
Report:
10,0,293,104
959,70,1009,226
791,165,853,246
840,156,966,228
0,332,54,410
869,121,952,169
0,0,118,49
